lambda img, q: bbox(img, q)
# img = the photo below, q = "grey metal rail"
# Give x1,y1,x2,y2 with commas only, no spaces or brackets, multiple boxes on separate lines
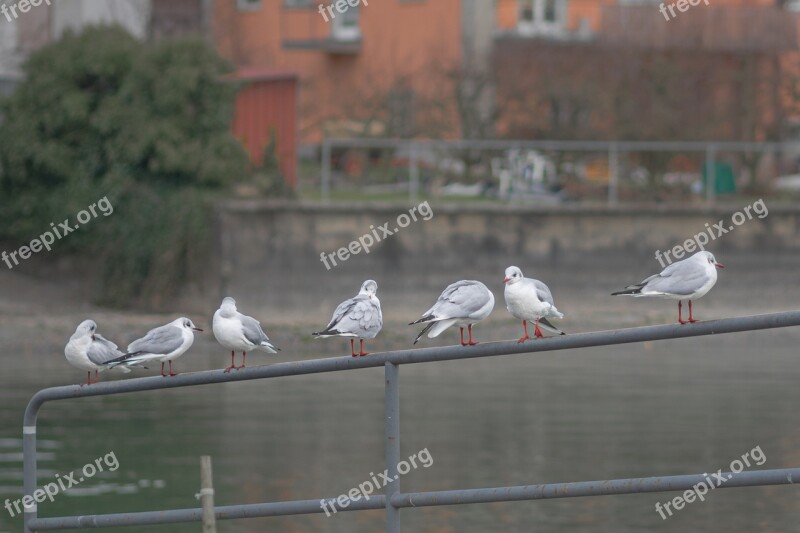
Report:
22,310,800,531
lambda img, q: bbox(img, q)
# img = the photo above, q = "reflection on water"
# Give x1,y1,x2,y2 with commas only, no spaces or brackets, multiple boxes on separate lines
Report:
1,321,799,532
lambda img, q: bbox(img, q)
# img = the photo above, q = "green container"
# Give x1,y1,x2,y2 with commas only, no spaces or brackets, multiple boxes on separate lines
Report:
702,161,736,194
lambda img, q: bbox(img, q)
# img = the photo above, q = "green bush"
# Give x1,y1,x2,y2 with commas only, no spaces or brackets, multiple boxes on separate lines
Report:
0,25,250,308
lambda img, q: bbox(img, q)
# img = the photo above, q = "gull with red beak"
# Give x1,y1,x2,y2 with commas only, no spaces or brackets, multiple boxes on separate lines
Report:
313,280,383,356
106,317,203,376
213,297,279,373
503,266,565,342
611,250,724,324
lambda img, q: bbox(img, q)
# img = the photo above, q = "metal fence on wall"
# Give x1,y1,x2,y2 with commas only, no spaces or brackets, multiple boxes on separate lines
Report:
318,138,800,205
21,310,800,531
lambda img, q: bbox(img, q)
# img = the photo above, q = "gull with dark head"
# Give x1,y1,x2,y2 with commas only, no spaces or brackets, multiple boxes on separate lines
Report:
107,317,203,376
64,319,130,385
611,250,724,324
503,266,565,342
410,280,494,346
313,280,382,357
213,296,279,372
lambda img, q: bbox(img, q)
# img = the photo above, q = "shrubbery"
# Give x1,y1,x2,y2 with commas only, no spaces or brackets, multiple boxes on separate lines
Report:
0,25,250,307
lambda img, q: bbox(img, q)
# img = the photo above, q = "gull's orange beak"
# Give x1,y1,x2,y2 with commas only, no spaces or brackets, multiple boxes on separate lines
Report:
503,277,511,283
715,263,725,269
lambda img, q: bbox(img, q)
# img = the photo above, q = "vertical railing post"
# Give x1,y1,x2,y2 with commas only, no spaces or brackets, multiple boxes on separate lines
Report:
22,423,37,533
321,138,332,203
705,143,716,205
608,142,619,207
200,456,217,533
409,141,419,203
384,362,400,533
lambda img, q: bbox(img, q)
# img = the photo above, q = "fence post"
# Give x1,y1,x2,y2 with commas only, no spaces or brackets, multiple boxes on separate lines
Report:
321,139,332,203
385,362,401,533
608,142,619,206
705,144,716,204
409,141,419,203
200,456,217,533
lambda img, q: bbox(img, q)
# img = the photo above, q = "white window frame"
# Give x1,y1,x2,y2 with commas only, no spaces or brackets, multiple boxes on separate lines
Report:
517,0,566,36
331,3,361,41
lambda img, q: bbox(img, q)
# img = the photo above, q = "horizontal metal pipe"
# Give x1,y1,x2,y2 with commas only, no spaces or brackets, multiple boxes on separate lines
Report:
390,468,800,508
24,310,800,426
323,137,794,152
28,468,799,530
28,496,386,530
22,311,800,531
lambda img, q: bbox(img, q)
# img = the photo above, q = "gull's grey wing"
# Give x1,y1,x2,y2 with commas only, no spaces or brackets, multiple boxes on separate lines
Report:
127,324,183,355
239,313,271,345
332,297,382,335
428,280,490,319
323,296,361,331
642,261,707,295
529,279,556,306
86,335,123,365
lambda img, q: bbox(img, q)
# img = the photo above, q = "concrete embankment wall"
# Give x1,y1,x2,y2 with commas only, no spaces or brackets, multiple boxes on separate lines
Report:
213,200,800,322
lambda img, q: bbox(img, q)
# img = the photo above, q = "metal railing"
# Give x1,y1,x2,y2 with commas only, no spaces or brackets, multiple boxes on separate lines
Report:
22,310,800,531
319,137,800,205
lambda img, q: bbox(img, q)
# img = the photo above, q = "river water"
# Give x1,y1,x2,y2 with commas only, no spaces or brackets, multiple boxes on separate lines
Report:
1,253,799,532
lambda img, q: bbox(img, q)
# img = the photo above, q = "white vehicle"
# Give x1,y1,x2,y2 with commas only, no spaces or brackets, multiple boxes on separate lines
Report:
492,149,562,202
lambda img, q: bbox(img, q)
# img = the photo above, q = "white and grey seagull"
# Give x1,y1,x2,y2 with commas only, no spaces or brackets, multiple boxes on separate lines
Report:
504,266,566,342
107,317,203,376
213,296,279,373
612,250,724,324
409,280,495,346
64,319,130,385
313,280,383,357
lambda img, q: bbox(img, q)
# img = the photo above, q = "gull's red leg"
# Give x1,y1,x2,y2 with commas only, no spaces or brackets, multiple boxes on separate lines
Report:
169,361,176,377
688,300,697,323
86,371,92,386
517,320,530,343
534,319,544,338
678,301,687,324
350,339,358,357
94,369,99,384
224,351,236,373
240,352,247,369
161,362,167,377
467,324,478,346
358,339,369,356
459,327,467,346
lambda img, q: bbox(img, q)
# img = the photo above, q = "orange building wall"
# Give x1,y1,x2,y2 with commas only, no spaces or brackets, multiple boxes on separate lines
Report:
215,0,463,143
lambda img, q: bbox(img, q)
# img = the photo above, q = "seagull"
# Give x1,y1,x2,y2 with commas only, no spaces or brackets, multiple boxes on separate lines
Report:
611,250,724,324
503,266,566,342
213,297,279,373
312,280,383,357
107,317,203,376
409,280,495,346
64,320,130,385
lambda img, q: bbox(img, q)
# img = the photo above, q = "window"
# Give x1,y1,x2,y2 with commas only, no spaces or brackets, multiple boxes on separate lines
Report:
518,0,566,35
237,0,262,12
331,4,361,41
283,0,315,7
